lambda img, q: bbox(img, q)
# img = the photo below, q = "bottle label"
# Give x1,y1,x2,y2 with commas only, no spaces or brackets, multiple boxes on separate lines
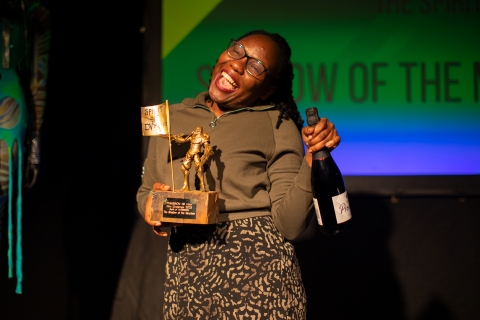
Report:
313,199,324,225
313,191,351,225
333,191,351,223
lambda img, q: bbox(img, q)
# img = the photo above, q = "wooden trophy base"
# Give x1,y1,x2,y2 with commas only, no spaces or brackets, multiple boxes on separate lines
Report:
151,190,219,224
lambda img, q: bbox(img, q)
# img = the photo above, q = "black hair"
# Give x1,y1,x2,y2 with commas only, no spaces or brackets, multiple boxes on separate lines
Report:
237,29,304,132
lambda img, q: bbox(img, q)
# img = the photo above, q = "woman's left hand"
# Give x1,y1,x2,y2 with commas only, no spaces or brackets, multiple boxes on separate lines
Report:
302,117,341,166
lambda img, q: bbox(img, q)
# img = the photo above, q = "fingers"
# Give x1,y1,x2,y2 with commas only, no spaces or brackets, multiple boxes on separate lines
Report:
302,117,329,142
144,183,169,226
145,183,171,225
145,199,166,237
302,118,341,153
146,182,173,237
152,182,171,191
144,193,158,226
325,129,341,150
153,225,169,237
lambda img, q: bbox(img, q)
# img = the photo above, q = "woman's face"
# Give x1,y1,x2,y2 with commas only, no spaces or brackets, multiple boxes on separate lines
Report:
208,34,280,110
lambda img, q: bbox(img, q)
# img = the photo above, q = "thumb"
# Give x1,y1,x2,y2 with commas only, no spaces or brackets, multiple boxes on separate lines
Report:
152,182,171,191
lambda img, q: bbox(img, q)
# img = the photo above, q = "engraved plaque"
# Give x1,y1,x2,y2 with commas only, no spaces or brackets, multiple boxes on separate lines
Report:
151,190,219,224
163,198,197,219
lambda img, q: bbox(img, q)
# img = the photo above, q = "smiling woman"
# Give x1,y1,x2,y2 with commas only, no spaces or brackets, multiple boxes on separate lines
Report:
208,33,281,114
227,39,269,77
133,29,341,319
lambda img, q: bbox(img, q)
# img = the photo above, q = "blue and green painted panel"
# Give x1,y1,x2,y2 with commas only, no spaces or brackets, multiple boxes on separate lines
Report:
161,0,480,175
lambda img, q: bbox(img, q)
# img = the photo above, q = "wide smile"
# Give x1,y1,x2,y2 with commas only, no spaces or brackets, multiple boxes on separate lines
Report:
215,70,238,93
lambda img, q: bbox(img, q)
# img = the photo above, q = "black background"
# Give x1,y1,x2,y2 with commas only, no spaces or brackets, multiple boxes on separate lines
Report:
1,0,143,318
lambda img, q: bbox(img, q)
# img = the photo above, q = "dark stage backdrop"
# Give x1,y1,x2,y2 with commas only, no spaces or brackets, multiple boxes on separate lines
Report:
1,0,479,320
0,0,144,319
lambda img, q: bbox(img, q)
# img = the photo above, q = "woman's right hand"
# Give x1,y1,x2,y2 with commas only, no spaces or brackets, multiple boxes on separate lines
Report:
302,117,340,166
145,182,172,237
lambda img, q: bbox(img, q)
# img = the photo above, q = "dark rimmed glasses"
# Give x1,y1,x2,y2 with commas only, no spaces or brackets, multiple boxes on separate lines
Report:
227,39,269,77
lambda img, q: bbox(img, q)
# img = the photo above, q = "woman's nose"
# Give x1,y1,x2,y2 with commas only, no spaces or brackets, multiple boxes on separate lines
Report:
229,57,247,75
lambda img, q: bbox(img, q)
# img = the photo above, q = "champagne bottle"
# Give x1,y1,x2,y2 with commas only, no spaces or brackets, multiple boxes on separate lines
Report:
305,107,352,235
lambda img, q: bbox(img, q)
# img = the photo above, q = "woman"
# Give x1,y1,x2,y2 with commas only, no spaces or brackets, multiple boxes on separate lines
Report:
139,30,340,319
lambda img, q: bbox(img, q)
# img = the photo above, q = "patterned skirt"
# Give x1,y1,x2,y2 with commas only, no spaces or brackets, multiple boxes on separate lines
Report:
163,216,307,320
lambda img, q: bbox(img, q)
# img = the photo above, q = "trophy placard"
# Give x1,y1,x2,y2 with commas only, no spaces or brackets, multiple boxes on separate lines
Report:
151,190,219,224
141,101,219,225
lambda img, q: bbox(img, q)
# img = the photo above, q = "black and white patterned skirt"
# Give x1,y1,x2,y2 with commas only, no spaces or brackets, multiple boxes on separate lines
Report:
163,216,307,320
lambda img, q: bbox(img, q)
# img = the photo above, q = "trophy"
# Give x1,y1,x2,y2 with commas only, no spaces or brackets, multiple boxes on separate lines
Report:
141,101,219,224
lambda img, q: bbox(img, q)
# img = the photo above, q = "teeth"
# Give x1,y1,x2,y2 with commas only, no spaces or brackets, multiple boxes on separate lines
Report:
221,72,238,88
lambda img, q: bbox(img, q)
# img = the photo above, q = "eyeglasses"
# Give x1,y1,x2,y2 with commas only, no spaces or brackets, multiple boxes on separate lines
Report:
227,39,269,77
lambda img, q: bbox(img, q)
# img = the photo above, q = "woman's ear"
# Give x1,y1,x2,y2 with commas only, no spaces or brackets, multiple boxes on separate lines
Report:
261,86,277,101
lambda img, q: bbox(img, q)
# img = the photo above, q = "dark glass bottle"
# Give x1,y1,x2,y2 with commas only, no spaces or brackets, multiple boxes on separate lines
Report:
305,107,352,235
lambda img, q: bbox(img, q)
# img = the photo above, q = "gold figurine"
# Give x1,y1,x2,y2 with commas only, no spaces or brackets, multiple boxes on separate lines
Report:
167,126,214,192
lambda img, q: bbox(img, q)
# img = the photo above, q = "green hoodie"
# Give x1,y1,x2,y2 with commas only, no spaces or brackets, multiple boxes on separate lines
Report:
138,92,313,240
